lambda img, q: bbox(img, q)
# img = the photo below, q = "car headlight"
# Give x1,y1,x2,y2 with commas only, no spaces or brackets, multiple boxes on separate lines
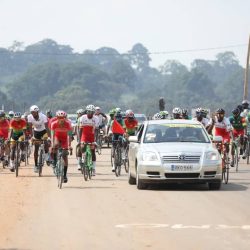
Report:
205,151,220,161
142,152,158,161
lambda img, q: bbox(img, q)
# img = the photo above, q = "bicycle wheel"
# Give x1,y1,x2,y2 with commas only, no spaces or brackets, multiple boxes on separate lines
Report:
247,141,250,164
234,146,239,172
57,157,64,189
225,162,230,184
15,145,19,178
38,148,44,177
86,149,93,180
83,156,89,181
114,146,121,177
123,146,129,173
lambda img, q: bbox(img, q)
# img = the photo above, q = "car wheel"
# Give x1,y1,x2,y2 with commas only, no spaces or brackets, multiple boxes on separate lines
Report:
208,181,221,190
128,167,136,185
136,170,147,190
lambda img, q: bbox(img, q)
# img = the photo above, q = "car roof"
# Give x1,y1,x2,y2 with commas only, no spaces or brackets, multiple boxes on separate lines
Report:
145,119,201,126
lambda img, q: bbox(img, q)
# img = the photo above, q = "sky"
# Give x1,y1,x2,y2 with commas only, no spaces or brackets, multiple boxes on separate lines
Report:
0,0,249,68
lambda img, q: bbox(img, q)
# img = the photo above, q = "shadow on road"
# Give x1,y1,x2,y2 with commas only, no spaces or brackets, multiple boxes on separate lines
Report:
145,182,248,191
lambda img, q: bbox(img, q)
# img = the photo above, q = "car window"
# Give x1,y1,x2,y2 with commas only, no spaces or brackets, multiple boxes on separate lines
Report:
143,124,210,143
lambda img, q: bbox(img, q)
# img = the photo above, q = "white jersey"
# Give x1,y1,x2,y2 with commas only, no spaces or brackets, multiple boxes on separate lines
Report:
28,113,48,132
79,114,99,128
209,116,231,132
192,117,209,128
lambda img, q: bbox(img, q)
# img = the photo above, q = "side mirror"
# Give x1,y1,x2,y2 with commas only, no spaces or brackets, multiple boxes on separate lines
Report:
212,136,223,143
129,136,139,143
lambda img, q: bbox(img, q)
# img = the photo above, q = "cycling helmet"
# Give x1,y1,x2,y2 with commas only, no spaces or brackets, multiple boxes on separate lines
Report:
30,105,39,112
109,109,116,115
172,107,181,115
0,110,5,118
159,110,169,119
216,108,225,114
232,108,240,116
76,109,84,115
153,113,162,120
8,110,14,116
95,106,100,110
115,110,122,119
14,112,21,118
56,110,67,118
86,104,95,112
126,111,135,118
237,105,244,112
242,100,249,109
115,107,121,113
196,107,202,113
125,109,132,116
182,109,188,115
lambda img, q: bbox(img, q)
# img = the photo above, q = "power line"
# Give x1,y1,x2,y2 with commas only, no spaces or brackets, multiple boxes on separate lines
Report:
0,43,247,56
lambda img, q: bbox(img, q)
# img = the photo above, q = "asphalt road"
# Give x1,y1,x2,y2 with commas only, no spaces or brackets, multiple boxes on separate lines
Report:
0,145,250,250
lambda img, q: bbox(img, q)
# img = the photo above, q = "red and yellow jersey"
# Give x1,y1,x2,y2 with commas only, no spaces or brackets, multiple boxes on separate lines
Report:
10,119,27,135
0,119,10,139
124,118,138,135
51,119,72,140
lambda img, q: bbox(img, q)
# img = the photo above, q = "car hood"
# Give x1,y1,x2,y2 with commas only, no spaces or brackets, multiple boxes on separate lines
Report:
140,142,214,155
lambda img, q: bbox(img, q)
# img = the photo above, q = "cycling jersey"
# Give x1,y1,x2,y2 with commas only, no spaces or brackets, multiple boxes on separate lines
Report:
51,119,72,148
192,117,209,128
210,117,231,143
10,119,27,138
95,113,107,128
0,119,10,140
28,113,48,132
124,118,138,136
229,116,247,131
79,114,99,143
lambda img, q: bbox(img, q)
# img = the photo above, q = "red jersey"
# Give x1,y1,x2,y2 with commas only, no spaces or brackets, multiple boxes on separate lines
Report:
48,117,57,131
10,119,27,135
51,119,72,140
0,119,10,140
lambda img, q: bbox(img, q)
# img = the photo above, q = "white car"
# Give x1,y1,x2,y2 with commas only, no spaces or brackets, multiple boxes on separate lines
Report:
128,119,222,190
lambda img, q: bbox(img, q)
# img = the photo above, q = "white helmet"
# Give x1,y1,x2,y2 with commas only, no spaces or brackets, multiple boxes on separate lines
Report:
153,113,162,120
172,107,181,115
95,106,100,110
8,110,14,116
56,110,67,118
30,105,39,112
76,109,84,115
125,109,132,116
86,104,96,112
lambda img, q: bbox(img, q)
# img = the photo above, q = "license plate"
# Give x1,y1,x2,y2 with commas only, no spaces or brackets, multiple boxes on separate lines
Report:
171,165,193,171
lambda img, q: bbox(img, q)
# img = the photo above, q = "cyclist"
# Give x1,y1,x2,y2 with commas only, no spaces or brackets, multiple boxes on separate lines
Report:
172,107,182,119
192,108,210,130
51,111,72,183
95,106,107,141
207,108,231,156
0,110,10,166
28,105,49,173
8,112,27,172
110,111,126,172
241,100,249,117
181,109,191,120
124,110,138,136
229,108,247,162
79,104,99,175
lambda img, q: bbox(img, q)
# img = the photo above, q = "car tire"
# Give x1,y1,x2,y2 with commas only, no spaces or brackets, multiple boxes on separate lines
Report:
128,168,136,185
208,181,221,190
136,171,147,190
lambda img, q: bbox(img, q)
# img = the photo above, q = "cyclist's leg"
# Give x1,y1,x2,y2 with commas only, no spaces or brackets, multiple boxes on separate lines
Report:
9,139,17,171
60,139,69,183
76,142,82,170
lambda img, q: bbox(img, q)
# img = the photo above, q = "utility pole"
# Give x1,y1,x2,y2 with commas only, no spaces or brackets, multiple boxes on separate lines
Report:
243,35,250,100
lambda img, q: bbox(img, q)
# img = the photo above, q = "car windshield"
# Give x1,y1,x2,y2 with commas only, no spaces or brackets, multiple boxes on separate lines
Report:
135,115,147,122
143,123,210,143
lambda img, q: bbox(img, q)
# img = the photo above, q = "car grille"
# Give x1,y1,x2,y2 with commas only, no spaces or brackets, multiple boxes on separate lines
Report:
162,155,201,163
165,173,200,178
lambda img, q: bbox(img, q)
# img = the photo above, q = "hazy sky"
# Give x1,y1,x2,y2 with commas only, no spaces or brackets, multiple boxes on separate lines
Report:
0,0,249,68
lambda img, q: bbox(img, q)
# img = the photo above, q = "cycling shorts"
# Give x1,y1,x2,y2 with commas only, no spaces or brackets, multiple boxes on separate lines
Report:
233,129,244,138
214,128,230,143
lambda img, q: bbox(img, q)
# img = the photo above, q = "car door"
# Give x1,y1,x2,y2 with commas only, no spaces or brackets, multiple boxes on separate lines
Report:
129,124,144,175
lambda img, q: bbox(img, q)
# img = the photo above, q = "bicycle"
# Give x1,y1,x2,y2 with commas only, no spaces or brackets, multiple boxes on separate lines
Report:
0,138,8,169
79,142,93,181
231,136,241,172
55,147,67,189
10,140,22,177
95,128,103,155
111,135,126,177
33,139,46,177
245,133,250,164
216,141,230,184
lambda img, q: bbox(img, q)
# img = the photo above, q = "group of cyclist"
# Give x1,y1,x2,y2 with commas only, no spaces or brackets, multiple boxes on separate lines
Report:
153,100,250,168
2,100,250,182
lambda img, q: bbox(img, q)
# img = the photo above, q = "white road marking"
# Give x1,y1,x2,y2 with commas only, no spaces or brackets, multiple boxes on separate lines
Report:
116,224,250,230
